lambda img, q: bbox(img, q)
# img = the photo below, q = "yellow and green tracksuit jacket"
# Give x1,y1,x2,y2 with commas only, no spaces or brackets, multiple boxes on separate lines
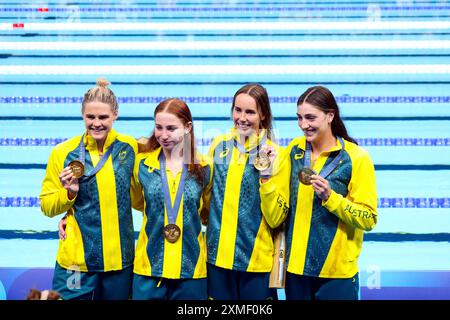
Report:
132,148,212,279
283,136,377,278
39,129,139,272
206,128,289,272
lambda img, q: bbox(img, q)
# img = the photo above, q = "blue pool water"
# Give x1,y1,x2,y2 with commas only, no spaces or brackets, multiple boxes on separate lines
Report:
0,0,449,300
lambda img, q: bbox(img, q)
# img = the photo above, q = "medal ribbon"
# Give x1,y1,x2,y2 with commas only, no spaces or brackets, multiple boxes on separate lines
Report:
78,134,116,180
233,134,267,160
304,136,345,179
159,152,188,225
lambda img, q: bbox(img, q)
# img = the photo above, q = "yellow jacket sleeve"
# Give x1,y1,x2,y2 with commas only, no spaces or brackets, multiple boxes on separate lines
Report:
39,148,76,217
259,145,290,229
322,148,378,231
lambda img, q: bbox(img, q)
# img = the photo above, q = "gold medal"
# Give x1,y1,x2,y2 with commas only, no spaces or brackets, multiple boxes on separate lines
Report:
163,224,181,243
68,160,85,179
253,152,271,171
298,167,316,185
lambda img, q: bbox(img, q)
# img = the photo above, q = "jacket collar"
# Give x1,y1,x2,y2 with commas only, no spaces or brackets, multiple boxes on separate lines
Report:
143,147,163,169
298,135,344,154
84,128,118,152
230,128,267,152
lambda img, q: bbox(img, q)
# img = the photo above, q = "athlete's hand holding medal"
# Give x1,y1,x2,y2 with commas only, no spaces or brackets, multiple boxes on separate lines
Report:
298,137,346,202
310,174,332,201
59,165,80,198
254,144,277,179
299,166,332,201
57,161,83,240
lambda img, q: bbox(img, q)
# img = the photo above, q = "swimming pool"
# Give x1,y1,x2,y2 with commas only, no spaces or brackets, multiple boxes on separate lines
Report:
0,0,449,300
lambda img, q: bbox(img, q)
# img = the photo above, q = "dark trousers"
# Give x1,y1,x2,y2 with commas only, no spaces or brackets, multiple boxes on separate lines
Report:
53,262,133,300
132,274,207,300
285,271,359,300
207,263,278,300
